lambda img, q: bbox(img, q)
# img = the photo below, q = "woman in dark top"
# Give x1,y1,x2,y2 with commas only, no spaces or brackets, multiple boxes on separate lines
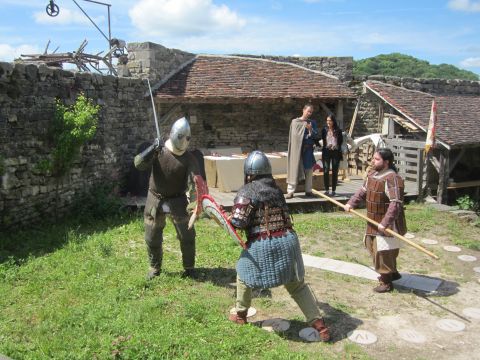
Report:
321,114,343,196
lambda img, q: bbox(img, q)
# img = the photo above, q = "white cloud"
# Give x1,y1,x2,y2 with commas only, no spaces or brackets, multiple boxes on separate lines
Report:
448,0,480,12
34,7,104,26
0,43,41,61
460,57,480,67
129,0,246,37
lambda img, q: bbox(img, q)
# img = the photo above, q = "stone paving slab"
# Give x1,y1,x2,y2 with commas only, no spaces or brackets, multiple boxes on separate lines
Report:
303,254,442,292
303,254,378,280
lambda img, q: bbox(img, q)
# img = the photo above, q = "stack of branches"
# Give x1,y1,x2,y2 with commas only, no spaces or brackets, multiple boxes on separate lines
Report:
20,39,120,75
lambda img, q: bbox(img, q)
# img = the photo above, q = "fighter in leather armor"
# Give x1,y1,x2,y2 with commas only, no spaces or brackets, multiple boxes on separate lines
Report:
134,117,204,280
346,148,407,293
228,151,330,341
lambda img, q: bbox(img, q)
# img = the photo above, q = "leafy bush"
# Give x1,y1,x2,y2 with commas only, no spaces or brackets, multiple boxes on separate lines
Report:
456,195,478,211
49,94,100,177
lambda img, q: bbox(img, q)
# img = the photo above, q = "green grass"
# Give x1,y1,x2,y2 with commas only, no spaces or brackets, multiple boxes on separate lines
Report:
1,202,479,359
0,213,364,360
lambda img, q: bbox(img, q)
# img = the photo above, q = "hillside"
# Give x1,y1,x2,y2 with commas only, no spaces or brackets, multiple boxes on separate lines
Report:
354,53,479,81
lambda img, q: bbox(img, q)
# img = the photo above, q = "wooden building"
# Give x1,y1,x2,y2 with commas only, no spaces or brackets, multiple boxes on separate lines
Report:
150,54,356,153
364,80,480,204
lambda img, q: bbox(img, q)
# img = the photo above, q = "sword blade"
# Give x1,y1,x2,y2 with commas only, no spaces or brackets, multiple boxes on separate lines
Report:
146,78,161,140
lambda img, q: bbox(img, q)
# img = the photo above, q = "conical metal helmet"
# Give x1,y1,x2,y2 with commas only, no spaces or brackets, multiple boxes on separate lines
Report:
244,150,272,176
169,117,191,152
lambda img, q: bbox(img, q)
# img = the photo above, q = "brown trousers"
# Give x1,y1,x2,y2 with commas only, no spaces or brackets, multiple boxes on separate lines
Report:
365,235,399,275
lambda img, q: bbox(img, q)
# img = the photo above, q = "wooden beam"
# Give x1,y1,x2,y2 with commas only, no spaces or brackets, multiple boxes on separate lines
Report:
417,149,424,200
437,150,450,204
447,180,480,189
429,154,440,173
348,101,360,137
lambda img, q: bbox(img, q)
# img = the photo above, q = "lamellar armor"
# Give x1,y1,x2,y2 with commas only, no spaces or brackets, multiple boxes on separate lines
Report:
231,196,292,242
231,151,304,289
365,169,407,236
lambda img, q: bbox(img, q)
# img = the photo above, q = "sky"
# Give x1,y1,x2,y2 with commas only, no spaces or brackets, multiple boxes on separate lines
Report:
1,0,479,75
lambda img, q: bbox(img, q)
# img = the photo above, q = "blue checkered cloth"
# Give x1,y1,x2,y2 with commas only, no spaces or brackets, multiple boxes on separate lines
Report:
236,230,305,289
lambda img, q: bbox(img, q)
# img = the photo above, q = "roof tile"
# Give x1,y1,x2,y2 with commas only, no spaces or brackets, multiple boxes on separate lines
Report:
366,81,480,147
154,55,355,102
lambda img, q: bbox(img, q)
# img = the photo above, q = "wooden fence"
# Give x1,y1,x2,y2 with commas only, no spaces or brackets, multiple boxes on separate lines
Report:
384,138,426,196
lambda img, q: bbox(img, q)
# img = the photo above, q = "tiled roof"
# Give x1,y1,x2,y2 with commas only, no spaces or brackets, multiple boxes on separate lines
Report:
153,55,356,103
366,81,480,148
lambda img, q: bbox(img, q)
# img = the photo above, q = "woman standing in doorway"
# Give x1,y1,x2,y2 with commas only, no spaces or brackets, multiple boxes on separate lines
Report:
321,114,343,196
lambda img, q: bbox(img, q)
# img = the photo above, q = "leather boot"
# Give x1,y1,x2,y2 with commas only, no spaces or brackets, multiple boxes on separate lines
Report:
392,271,402,281
228,310,248,325
311,318,331,342
374,274,393,293
181,268,196,279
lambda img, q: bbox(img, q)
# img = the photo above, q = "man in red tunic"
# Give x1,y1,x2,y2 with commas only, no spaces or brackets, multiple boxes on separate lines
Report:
345,148,407,293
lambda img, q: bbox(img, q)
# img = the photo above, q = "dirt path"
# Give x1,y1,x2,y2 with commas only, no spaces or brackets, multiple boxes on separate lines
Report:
246,213,480,359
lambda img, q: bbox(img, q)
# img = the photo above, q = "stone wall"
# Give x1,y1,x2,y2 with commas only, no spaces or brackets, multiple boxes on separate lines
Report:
232,55,353,82
353,75,480,95
121,42,195,80
123,42,353,82
155,100,341,153
0,61,346,229
0,62,152,229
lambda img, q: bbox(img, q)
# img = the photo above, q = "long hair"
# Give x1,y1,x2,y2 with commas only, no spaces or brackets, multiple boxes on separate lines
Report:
326,113,339,131
376,148,398,173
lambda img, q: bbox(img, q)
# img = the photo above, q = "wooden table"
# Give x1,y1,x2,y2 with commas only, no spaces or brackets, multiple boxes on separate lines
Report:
204,152,322,192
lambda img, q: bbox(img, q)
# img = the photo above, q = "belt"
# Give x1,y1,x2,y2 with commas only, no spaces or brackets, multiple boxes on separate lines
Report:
149,188,185,200
247,228,292,242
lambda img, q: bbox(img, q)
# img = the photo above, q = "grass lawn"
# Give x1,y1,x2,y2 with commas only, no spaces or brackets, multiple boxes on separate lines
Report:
0,202,478,359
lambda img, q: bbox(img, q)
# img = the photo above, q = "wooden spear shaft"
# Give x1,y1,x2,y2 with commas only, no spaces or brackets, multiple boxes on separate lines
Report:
311,189,439,260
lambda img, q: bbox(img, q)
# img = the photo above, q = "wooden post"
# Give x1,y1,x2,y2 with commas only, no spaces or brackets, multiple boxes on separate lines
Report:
348,101,360,137
437,150,450,204
417,149,424,201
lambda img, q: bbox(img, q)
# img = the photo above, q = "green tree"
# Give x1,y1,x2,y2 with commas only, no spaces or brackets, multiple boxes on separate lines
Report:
354,53,479,80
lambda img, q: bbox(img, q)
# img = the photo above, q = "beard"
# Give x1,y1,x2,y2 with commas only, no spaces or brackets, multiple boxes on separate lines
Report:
372,162,384,171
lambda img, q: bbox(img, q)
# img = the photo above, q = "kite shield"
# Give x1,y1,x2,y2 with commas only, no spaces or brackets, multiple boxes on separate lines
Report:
201,195,247,249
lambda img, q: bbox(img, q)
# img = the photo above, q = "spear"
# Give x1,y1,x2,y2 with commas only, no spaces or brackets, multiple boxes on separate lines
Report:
311,189,439,260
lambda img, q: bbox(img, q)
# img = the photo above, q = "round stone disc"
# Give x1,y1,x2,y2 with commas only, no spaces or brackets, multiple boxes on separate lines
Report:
229,307,257,318
457,255,477,262
347,329,378,345
397,329,427,343
299,327,320,342
262,318,290,332
421,238,438,245
435,318,466,332
473,267,480,273
462,307,480,320
443,245,462,252
404,232,415,239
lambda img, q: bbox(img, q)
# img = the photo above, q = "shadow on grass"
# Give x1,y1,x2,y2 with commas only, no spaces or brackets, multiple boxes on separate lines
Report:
249,301,363,344
0,212,140,265
164,267,275,300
